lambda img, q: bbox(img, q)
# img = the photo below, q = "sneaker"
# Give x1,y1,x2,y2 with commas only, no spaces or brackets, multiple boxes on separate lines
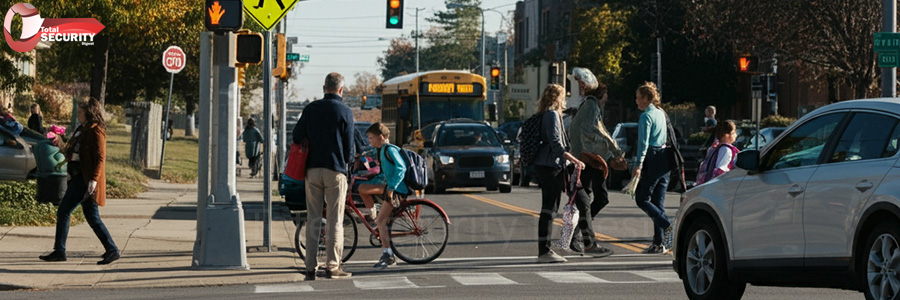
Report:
325,268,352,279
39,251,66,262
583,245,614,258
664,225,675,249
537,250,567,263
373,252,397,270
642,244,667,254
97,249,120,265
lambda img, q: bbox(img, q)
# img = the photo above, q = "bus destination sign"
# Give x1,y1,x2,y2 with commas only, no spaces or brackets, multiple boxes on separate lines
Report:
421,82,482,96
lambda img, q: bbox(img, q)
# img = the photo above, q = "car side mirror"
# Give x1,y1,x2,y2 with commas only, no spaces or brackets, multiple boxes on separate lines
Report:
423,141,434,148
736,150,760,172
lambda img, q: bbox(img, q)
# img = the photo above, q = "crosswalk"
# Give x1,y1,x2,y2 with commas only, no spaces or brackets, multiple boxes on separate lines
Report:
253,270,681,294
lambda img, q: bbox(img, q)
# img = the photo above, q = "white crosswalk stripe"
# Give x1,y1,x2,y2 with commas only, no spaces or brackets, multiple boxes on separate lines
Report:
537,272,610,283
451,273,519,285
252,271,680,293
353,276,421,290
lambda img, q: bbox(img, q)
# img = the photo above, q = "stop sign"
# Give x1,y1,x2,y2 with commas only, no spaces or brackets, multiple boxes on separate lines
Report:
162,46,186,73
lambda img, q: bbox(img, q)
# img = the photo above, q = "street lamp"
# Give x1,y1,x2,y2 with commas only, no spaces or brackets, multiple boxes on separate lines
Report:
447,3,485,80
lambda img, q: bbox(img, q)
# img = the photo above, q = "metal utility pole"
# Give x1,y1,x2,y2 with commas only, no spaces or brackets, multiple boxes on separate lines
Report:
655,38,662,98
884,0,897,97
194,32,248,269
192,32,212,266
262,30,273,252
414,7,424,73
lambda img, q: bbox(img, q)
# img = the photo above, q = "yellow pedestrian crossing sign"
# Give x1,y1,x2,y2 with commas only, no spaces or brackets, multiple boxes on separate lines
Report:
244,0,298,31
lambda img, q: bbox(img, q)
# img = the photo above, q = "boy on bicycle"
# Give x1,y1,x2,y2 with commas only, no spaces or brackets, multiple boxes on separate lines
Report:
357,122,408,270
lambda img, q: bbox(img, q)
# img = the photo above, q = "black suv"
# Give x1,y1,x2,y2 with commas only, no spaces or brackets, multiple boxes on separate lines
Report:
423,120,512,193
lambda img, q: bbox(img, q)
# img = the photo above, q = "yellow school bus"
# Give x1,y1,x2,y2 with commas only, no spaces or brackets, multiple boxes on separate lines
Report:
381,70,487,146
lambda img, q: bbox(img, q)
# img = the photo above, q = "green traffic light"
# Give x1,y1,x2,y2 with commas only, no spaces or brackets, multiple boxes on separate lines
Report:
390,16,399,25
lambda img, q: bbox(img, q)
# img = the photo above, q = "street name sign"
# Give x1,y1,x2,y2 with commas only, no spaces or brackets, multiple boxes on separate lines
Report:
875,32,900,52
298,54,309,62
880,51,899,68
162,46,186,73
286,53,299,61
244,0,299,31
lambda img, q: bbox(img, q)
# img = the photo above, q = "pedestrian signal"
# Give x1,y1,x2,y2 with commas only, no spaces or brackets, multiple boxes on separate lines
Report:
738,55,758,73
236,31,263,65
386,0,403,29
205,0,243,33
490,67,500,90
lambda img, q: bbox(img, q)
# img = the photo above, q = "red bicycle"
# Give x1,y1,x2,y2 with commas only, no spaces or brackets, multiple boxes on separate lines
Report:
294,172,451,264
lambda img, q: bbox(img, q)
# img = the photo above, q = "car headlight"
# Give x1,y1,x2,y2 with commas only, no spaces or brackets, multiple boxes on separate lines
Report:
495,154,509,164
439,155,454,165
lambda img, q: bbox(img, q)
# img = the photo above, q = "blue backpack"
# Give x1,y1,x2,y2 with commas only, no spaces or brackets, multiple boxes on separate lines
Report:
384,144,428,192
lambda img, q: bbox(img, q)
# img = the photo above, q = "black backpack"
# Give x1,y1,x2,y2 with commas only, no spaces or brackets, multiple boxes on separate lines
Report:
384,144,428,192
517,112,544,166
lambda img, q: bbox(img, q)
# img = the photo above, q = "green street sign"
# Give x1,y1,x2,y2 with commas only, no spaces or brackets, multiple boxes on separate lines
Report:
879,51,899,68
298,54,309,62
874,32,900,52
286,53,300,61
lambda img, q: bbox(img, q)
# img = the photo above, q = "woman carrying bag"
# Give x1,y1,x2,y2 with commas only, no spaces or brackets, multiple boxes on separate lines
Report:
532,84,587,263
632,82,673,254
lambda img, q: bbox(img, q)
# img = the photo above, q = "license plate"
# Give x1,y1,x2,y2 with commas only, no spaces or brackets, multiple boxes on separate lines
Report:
470,171,485,178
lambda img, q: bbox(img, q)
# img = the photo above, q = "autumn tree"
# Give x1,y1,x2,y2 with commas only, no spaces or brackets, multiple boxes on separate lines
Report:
569,4,635,91
344,72,381,97
377,37,415,80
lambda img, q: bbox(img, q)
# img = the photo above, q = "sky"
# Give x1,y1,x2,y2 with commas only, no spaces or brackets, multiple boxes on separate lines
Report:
281,0,518,102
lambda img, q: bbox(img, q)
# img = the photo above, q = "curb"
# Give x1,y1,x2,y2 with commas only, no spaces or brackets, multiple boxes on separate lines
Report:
0,283,32,291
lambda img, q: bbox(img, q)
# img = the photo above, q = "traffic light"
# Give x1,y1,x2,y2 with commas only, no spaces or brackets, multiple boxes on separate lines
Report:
273,33,287,78
235,31,263,64
237,66,246,88
738,55,759,73
386,0,403,29
490,67,500,90
204,0,243,33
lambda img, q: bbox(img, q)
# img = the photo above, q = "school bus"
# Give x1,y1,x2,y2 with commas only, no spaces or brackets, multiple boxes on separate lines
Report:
381,70,487,146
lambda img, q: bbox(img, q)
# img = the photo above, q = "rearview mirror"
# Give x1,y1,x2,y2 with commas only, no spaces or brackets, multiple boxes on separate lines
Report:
736,150,760,172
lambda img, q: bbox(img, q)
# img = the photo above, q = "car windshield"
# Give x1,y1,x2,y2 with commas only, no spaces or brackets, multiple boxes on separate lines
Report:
437,125,501,147
417,100,484,125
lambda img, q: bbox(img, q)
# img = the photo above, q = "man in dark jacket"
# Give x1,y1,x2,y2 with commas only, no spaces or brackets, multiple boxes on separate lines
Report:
292,72,355,281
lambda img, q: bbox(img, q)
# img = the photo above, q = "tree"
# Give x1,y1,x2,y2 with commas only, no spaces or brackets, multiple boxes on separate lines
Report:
681,0,882,99
569,4,635,90
0,12,34,99
423,0,482,72
377,37,415,80
344,72,380,97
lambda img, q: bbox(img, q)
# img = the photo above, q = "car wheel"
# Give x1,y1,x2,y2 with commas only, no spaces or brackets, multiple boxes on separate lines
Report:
499,184,511,193
861,219,900,300
679,218,746,300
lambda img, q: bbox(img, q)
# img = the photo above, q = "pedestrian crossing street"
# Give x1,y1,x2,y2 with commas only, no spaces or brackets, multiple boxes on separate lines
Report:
253,270,681,294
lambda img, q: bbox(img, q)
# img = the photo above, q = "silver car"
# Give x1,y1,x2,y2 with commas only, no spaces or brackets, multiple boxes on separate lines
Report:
674,98,900,300
0,126,38,181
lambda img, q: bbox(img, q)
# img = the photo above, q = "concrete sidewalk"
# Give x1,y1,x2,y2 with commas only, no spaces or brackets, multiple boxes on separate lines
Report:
0,173,304,290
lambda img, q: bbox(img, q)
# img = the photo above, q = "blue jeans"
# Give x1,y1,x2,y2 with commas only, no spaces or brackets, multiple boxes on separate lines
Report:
635,147,671,246
53,174,118,253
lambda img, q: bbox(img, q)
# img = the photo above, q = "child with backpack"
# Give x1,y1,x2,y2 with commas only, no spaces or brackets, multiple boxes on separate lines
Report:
357,122,409,270
695,120,739,185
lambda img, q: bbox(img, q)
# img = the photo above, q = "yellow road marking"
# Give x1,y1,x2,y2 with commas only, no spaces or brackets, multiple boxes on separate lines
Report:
462,194,648,253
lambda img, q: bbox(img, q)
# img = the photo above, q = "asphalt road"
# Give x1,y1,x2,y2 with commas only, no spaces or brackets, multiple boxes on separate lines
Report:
0,186,866,299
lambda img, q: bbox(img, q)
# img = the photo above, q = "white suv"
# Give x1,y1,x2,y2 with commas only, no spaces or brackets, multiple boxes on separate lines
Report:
674,98,900,300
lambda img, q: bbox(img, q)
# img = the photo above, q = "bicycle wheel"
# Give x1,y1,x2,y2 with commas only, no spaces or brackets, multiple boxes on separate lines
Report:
294,210,358,263
388,199,449,264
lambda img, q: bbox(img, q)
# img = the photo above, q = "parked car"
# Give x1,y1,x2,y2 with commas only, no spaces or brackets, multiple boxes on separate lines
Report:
0,125,41,181
674,98,900,300
423,120,512,193
608,122,638,189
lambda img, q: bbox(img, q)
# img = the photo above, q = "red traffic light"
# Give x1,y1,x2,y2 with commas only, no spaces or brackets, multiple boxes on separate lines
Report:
491,67,500,77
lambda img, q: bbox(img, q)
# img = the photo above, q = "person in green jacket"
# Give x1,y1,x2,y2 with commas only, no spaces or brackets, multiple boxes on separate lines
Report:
566,67,622,257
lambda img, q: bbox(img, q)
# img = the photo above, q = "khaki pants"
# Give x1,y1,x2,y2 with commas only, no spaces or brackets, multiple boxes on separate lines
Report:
304,168,348,272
